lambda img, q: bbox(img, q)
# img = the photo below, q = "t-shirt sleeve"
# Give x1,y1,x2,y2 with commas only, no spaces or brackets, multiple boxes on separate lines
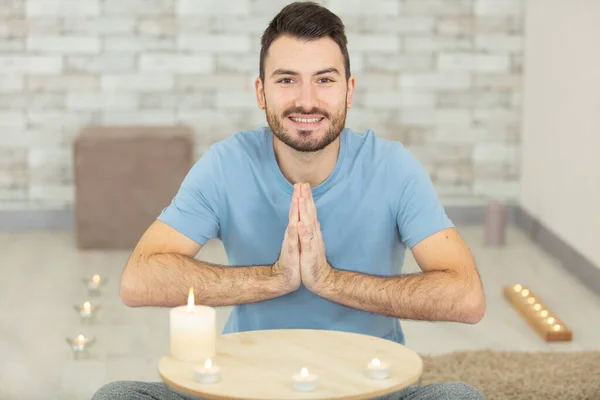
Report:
156,146,221,245
394,146,454,249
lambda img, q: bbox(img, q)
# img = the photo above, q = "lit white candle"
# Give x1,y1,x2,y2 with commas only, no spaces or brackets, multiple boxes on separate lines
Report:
75,301,96,320
170,288,216,363
366,358,391,379
88,274,102,290
194,358,221,384
292,367,319,392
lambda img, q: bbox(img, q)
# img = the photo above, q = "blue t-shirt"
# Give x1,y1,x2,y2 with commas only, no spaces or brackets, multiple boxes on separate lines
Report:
157,126,453,345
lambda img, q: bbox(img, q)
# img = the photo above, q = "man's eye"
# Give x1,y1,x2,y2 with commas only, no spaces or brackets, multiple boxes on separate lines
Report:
319,78,333,83
278,78,294,84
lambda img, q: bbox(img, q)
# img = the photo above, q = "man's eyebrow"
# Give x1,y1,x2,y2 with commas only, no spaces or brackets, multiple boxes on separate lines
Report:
314,67,340,76
270,69,299,78
269,67,341,78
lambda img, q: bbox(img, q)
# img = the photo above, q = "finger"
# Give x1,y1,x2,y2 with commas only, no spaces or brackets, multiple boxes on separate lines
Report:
298,220,312,251
301,183,315,217
293,196,300,223
287,222,298,254
306,185,317,221
299,193,310,225
289,195,299,224
317,222,325,251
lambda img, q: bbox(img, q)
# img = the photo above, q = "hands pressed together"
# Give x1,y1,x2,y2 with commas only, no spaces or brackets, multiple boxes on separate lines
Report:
272,183,334,294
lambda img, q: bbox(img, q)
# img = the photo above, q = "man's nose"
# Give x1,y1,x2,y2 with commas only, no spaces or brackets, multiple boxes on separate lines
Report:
295,83,319,111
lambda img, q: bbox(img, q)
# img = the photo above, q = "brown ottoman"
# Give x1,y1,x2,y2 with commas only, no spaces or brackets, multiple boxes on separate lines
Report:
73,125,194,249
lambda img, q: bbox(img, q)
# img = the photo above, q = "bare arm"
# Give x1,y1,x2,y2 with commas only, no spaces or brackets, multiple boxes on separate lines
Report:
120,220,290,308
315,228,486,324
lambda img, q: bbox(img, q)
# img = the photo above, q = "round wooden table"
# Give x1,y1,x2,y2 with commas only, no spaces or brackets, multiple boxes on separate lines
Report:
159,329,423,400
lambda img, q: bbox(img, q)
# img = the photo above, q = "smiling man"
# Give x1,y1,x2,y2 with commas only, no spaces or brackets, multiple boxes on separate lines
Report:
93,2,486,400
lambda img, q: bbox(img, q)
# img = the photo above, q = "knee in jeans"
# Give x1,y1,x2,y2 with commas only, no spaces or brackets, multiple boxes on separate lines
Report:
443,382,485,399
91,381,139,399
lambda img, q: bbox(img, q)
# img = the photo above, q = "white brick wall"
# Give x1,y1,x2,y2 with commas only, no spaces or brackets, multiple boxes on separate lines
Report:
65,55,136,73
363,92,435,108
0,112,26,129
437,53,511,72
404,0,473,16
0,75,24,92
475,0,523,16
178,35,252,53
102,0,174,16
0,56,62,73
63,18,136,35
103,37,175,52
27,75,99,92
327,0,400,16
26,1,100,17
399,73,472,89
66,93,138,110
0,0,524,209
101,75,174,92
27,36,101,53
177,0,250,15
139,54,214,73
347,34,401,53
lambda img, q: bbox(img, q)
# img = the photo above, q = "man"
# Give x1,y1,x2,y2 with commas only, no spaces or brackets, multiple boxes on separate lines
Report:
93,2,486,399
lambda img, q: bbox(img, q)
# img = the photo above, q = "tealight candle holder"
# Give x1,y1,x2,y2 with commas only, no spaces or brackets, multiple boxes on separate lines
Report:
74,301,98,323
194,358,221,384
66,334,95,359
292,367,319,392
366,358,391,380
82,274,106,296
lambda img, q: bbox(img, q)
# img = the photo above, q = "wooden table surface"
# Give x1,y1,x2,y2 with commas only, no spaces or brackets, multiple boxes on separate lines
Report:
159,329,423,400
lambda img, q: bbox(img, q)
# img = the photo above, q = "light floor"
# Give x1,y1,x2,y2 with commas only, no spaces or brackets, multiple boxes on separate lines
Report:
1,226,599,400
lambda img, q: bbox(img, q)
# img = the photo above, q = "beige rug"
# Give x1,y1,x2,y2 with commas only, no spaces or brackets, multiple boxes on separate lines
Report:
420,350,600,400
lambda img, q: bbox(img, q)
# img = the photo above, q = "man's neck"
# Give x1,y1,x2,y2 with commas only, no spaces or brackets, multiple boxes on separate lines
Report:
273,135,341,188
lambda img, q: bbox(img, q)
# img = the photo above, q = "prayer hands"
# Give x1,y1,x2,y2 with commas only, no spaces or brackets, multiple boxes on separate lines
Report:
296,183,333,292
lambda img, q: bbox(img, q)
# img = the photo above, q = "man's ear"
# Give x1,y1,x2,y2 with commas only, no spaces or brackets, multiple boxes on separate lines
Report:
346,75,356,109
255,77,265,110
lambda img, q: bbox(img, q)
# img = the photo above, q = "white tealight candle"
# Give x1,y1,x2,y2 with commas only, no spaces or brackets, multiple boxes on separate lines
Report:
194,358,221,384
66,334,95,353
81,301,92,317
74,301,97,321
170,288,216,363
292,367,319,392
88,274,102,290
366,358,391,380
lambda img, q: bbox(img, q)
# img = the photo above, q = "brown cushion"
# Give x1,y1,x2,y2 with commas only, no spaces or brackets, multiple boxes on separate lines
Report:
73,125,194,249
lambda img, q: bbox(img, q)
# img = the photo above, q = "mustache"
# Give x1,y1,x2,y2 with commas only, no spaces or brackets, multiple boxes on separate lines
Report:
282,107,330,119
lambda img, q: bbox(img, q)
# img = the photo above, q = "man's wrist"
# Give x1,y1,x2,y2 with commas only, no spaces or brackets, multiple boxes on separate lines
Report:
313,264,337,296
268,261,295,296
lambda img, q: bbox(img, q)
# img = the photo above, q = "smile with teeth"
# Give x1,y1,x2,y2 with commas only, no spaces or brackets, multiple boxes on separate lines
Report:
290,117,324,123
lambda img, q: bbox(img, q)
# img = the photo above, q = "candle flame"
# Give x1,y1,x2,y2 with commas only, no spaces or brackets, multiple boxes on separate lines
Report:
77,334,85,341
83,301,91,312
92,274,101,284
540,310,548,317
371,358,381,367
187,288,195,311
300,367,308,377
204,358,212,369
513,284,522,292
521,289,529,297
547,317,555,324
533,304,541,311
553,324,561,331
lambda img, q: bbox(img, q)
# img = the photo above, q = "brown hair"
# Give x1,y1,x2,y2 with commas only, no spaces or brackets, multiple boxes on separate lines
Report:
259,1,351,82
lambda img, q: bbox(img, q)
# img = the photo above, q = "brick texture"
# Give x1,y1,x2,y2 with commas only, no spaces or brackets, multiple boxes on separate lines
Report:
0,0,524,209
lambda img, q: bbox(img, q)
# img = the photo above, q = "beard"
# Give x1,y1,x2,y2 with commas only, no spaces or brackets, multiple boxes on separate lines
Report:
265,100,347,153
